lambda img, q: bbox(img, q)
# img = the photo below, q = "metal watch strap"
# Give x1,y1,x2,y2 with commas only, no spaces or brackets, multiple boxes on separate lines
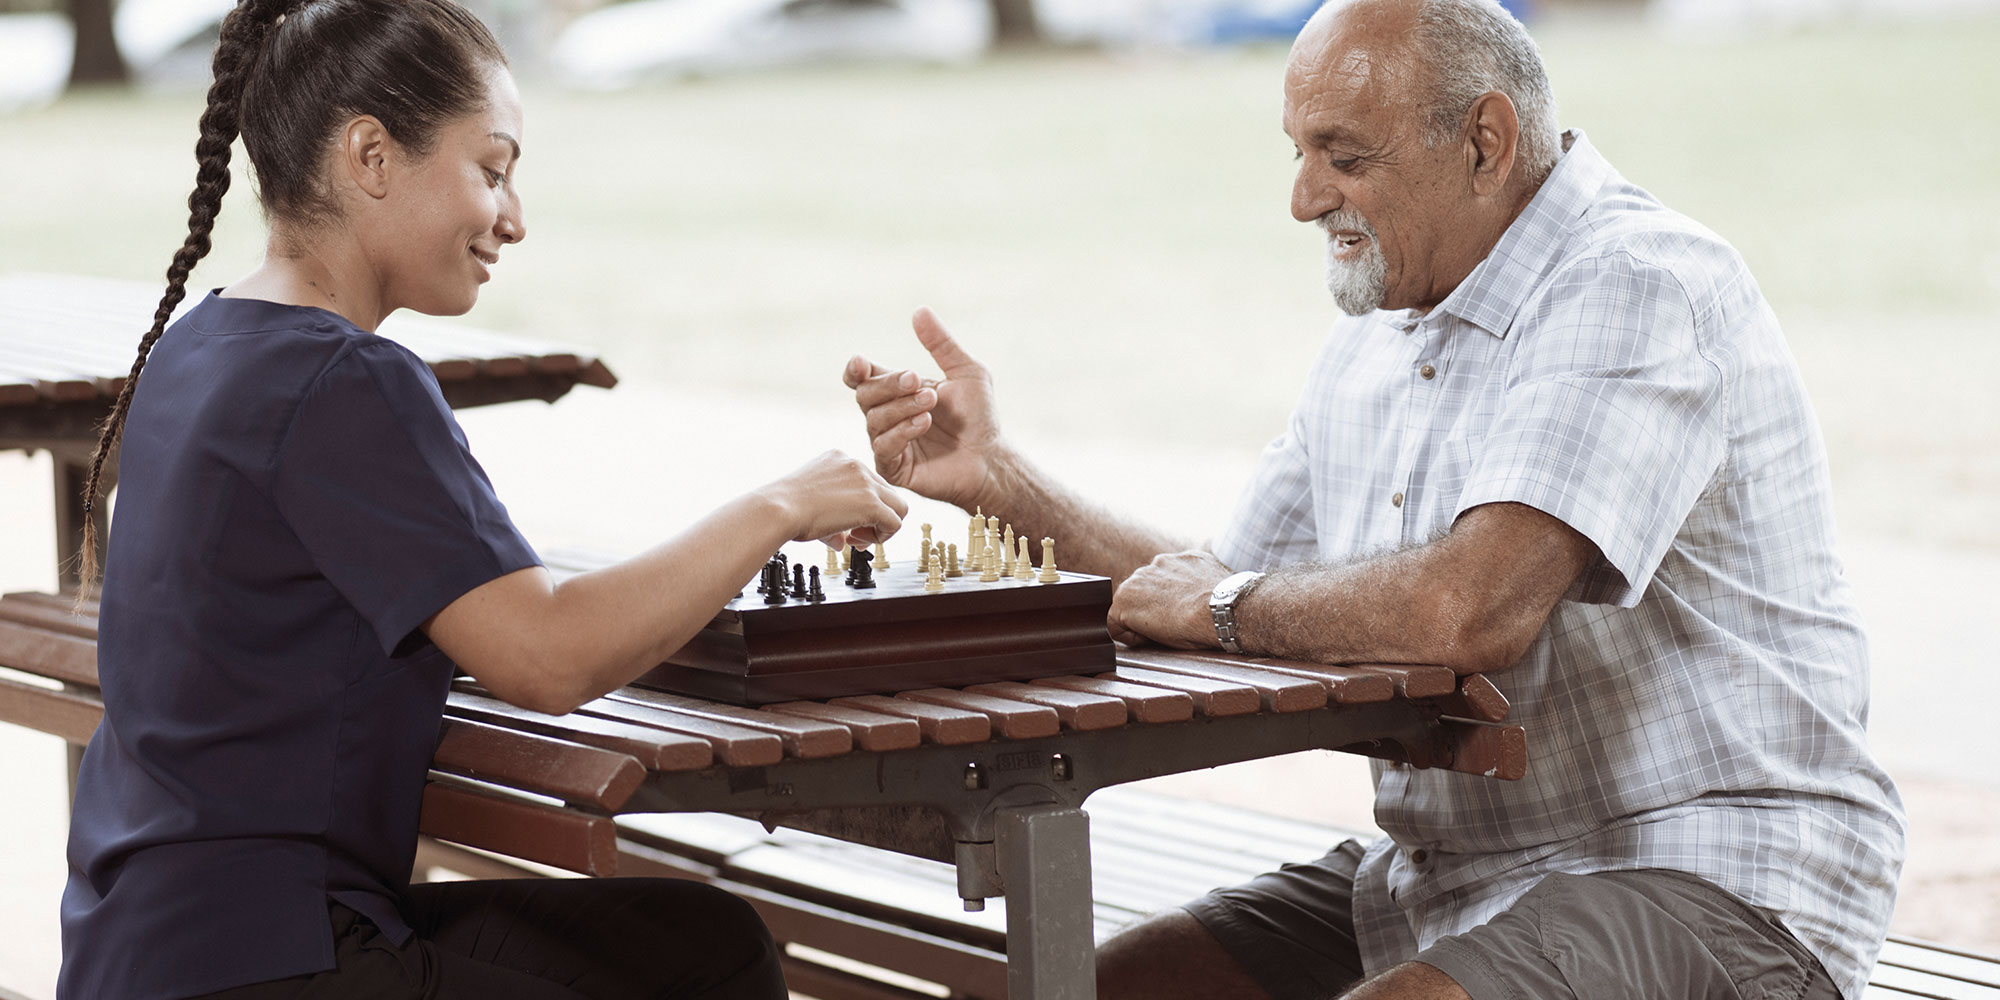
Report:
1209,571,1265,655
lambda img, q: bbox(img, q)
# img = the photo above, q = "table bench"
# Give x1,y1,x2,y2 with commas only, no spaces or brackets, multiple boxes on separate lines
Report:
0,584,1523,998
6,590,1993,999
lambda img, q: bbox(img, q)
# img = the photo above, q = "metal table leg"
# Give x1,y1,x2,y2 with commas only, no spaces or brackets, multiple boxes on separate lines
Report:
996,803,1096,1000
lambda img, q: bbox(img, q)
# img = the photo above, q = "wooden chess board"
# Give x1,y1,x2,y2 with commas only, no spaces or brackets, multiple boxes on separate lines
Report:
640,557,1115,705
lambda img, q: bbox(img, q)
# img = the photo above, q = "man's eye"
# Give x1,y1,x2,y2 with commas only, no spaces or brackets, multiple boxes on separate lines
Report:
485,169,507,186
1330,156,1359,171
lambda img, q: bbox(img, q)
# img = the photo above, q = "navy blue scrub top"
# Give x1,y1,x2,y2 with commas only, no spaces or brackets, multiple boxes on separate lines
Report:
59,293,541,1000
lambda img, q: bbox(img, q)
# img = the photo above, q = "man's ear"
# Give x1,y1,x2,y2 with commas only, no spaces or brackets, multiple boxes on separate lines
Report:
1464,91,1519,197
338,116,395,200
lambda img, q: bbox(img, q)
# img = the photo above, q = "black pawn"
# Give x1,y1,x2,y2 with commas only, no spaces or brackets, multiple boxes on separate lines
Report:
851,548,876,589
808,566,825,603
792,563,807,599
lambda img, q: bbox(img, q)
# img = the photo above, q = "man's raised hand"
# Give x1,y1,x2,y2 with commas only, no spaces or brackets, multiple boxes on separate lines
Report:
843,307,1003,509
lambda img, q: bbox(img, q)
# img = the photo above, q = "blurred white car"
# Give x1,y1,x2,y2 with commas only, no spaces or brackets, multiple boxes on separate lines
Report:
551,0,994,89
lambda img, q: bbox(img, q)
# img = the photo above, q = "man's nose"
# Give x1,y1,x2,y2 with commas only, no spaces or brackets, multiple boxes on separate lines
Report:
1292,162,1342,224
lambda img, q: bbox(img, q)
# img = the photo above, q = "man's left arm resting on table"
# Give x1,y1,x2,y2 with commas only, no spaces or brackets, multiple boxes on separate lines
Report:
1106,501,1599,671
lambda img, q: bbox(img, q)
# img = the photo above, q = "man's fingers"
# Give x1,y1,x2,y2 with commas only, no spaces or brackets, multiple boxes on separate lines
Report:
863,388,936,440
911,307,983,378
843,354,893,391
870,412,931,468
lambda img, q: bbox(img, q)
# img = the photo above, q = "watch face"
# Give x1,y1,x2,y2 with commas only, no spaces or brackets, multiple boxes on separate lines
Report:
1211,571,1260,606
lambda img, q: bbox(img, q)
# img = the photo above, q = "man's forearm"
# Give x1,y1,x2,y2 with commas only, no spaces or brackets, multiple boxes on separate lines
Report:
1232,502,1597,671
968,444,1186,584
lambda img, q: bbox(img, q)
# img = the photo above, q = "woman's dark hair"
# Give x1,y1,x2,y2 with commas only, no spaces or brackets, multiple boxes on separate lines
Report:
76,0,506,596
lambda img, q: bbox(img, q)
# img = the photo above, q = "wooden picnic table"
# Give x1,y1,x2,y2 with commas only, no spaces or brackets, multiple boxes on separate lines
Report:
0,271,618,590
0,566,1524,1000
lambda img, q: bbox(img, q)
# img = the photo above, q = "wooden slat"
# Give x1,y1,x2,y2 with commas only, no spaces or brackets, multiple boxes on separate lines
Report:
0,674,102,744
1163,652,1396,703
896,689,1059,739
827,695,990,745
417,780,618,876
964,682,1127,730
0,595,98,638
432,716,646,811
5,591,98,617
763,701,923,752
1334,662,1456,698
577,696,784,767
1033,675,1194,724
0,619,99,687
611,687,852,758
1880,939,2000,990
1440,673,1509,722
1095,667,1259,718
1441,719,1527,780
445,687,712,772
1115,652,1326,713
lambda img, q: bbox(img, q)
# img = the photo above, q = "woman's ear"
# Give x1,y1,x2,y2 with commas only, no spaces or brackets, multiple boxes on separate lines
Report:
337,116,395,200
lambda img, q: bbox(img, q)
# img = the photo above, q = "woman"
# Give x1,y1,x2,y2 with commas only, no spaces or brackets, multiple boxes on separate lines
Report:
58,1,905,996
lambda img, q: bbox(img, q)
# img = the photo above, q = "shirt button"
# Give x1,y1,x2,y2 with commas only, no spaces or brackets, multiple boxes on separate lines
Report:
1419,364,1436,380
1391,492,1404,508
1410,849,1430,864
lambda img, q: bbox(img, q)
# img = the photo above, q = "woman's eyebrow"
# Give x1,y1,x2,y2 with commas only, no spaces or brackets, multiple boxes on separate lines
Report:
490,132,521,162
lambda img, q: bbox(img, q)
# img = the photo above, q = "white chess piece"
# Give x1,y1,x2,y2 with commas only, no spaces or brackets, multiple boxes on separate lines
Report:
1039,537,1059,584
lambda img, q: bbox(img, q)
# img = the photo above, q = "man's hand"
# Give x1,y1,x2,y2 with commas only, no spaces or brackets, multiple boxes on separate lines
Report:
1107,549,1234,649
843,308,1002,509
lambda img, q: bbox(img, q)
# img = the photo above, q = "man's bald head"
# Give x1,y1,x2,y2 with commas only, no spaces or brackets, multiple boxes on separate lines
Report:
1293,0,1559,187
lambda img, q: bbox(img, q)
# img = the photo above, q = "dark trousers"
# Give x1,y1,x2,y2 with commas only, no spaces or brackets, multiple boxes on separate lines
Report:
197,878,787,999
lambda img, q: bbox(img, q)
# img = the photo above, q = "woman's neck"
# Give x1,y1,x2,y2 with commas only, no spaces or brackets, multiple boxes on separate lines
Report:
221,229,390,331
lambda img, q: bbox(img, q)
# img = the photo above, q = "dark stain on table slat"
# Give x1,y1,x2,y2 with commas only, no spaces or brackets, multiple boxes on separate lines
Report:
446,687,713,772
432,716,646,810
1441,674,1510,722
0,619,99,688
825,695,990,745
0,382,38,405
576,696,785,767
427,358,479,381
761,701,922,752
1095,667,1260,718
418,780,619,876
895,688,1060,739
963,681,1127,730
1114,652,1327,713
610,688,853,758
1032,675,1195,724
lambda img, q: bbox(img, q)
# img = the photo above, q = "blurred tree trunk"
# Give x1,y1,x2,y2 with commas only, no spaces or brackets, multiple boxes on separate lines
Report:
990,0,1041,45
67,0,130,86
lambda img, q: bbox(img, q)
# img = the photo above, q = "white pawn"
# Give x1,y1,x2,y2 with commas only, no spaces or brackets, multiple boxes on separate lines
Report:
1039,537,1059,583
924,547,945,593
980,535,1001,582
826,545,841,577
877,544,889,570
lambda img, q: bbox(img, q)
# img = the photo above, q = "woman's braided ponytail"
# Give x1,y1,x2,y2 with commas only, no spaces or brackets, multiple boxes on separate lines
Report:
75,0,295,599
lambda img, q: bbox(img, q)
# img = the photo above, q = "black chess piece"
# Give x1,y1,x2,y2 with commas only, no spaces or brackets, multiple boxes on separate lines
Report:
763,556,788,604
851,548,876,589
791,563,807,599
807,566,825,603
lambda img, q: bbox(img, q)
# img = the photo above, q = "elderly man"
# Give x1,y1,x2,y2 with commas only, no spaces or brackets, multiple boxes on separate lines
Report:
843,0,1904,997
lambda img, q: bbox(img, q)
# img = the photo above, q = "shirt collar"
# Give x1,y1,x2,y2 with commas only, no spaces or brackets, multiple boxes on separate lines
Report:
1424,129,1614,339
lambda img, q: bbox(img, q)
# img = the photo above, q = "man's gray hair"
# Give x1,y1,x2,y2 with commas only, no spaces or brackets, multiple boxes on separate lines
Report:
1408,0,1561,186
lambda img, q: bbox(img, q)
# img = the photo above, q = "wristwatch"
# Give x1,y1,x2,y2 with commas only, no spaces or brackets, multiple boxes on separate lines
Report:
1208,570,1266,655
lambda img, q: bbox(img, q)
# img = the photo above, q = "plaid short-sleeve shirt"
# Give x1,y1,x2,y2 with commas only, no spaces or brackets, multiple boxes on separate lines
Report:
1211,132,1904,999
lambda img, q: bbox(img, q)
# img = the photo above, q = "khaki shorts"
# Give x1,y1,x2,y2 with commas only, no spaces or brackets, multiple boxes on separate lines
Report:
1183,841,1839,1000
